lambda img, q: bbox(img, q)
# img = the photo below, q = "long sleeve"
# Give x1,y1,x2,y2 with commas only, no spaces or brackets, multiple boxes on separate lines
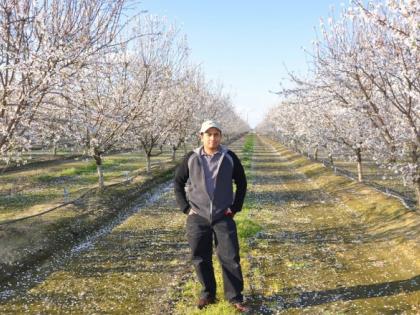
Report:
229,151,247,213
174,152,193,214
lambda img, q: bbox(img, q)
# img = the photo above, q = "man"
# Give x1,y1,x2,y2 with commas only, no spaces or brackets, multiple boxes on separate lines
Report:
174,120,248,312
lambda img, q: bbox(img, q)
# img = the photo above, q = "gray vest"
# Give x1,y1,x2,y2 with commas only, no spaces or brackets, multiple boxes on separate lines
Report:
186,145,234,223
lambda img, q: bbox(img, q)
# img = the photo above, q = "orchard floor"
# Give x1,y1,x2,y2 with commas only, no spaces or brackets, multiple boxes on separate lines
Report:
0,135,419,314
244,136,419,314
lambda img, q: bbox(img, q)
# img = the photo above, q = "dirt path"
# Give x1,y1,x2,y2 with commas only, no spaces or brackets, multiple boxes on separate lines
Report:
245,136,420,314
0,181,193,314
0,135,418,314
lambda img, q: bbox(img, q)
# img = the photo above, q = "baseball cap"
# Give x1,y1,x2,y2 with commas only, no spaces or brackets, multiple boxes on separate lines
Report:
200,120,222,134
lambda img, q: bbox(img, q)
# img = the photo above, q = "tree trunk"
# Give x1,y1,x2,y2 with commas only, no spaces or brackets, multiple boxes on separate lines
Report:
415,178,420,212
1,159,10,174
83,147,89,157
410,143,419,211
328,153,334,166
388,144,397,163
53,144,57,156
183,141,187,155
93,153,104,189
356,148,363,182
172,147,177,161
313,146,318,161
146,154,151,173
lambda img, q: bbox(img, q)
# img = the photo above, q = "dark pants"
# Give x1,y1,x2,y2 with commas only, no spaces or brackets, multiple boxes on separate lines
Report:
186,213,244,303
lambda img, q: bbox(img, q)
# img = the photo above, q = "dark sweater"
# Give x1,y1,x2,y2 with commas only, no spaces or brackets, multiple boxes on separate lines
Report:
174,145,247,223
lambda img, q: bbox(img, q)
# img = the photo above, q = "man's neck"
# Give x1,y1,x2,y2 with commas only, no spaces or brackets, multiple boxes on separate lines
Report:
203,146,219,155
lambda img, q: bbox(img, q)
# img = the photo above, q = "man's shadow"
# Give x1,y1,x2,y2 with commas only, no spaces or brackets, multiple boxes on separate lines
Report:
248,275,420,313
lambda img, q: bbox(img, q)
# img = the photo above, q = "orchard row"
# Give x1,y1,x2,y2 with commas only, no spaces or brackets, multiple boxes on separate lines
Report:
258,0,419,209
0,0,248,187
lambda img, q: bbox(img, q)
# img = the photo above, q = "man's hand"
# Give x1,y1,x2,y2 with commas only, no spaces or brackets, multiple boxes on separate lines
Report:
224,208,235,217
188,208,198,215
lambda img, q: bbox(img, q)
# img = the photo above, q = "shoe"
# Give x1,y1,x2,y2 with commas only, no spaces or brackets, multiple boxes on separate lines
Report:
197,297,216,309
231,302,249,313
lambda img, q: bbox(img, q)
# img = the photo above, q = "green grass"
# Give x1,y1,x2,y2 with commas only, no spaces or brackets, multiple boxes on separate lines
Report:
0,151,176,219
236,208,262,240
295,144,416,201
36,158,137,182
59,163,97,176
246,135,420,312
237,134,261,242
0,191,60,212
265,136,420,225
0,164,178,285
241,134,254,170
36,163,97,182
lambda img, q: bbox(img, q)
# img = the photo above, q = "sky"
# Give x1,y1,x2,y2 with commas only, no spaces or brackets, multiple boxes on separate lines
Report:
138,1,347,128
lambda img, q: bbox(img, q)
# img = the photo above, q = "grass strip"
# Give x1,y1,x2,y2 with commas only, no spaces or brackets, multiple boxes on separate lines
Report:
0,164,177,285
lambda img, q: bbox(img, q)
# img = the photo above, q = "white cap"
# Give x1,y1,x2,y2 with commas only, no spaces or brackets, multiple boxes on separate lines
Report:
200,120,222,134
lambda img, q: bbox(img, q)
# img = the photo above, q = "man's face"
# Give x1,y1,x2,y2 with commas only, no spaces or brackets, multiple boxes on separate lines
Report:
200,127,222,151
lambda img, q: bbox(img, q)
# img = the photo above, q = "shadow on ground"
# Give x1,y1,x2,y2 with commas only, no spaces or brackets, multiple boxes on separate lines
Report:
247,275,420,313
